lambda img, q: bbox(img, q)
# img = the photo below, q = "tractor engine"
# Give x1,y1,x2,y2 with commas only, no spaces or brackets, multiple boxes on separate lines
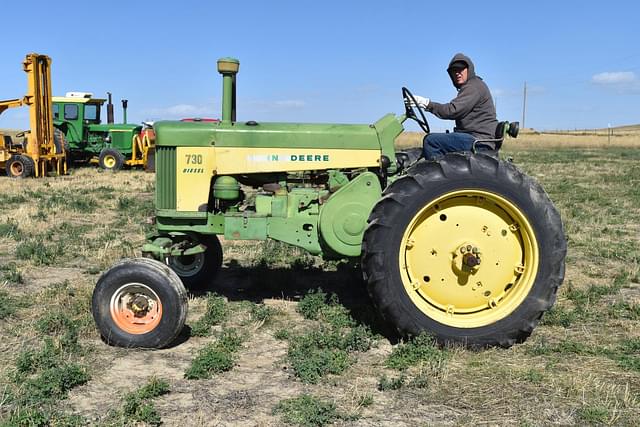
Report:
147,57,402,259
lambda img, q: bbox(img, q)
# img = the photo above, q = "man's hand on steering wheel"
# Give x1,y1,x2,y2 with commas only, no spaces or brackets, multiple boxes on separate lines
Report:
410,95,430,109
402,87,431,134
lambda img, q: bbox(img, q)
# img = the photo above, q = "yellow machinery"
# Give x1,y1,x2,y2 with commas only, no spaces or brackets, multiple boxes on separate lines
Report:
0,53,66,178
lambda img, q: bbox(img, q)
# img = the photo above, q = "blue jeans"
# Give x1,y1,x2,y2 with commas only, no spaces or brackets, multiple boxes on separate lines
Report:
423,132,476,160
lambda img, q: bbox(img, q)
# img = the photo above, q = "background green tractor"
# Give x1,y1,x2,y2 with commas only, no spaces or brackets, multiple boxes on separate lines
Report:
53,92,154,170
92,58,566,350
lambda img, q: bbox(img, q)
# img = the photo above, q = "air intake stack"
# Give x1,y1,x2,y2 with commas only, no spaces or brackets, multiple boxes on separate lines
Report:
217,58,239,124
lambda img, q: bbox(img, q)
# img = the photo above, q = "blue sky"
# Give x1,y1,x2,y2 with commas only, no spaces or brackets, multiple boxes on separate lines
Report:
1,1,638,132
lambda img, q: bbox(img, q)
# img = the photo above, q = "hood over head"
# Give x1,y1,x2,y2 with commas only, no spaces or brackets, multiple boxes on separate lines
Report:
447,53,476,88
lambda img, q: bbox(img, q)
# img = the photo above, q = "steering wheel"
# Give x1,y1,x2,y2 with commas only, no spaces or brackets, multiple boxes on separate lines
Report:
402,87,430,134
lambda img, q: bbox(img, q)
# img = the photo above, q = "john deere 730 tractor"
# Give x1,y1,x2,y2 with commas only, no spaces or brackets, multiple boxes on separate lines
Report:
92,58,566,349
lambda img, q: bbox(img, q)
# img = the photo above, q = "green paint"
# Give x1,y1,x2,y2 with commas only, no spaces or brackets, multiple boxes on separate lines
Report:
213,176,240,200
147,57,410,263
153,120,383,150
268,217,322,255
53,97,140,158
224,216,267,240
155,147,177,209
319,172,382,257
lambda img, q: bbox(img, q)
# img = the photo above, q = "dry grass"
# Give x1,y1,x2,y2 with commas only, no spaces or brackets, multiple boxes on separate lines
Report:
1,147,639,425
395,126,640,150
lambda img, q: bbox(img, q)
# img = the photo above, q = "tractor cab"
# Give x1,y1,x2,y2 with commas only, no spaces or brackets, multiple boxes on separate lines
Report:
53,92,105,149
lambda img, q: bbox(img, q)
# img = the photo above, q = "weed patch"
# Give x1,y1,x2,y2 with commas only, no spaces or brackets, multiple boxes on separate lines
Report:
285,290,376,384
190,293,228,337
577,405,610,424
0,290,20,320
376,333,449,390
296,288,328,321
21,363,89,405
0,218,22,240
529,337,640,372
377,374,406,391
273,394,352,427
386,333,448,371
1,283,91,424
2,408,84,427
43,192,97,213
255,239,316,270
542,272,632,327
120,377,170,426
15,237,65,265
1,262,23,284
184,329,243,379
245,302,277,327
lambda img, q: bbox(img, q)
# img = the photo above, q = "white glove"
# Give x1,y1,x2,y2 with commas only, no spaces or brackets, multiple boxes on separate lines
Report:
410,95,430,109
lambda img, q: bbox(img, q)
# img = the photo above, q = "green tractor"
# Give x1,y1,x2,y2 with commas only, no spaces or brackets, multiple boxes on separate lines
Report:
53,92,154,170
92,58,566,349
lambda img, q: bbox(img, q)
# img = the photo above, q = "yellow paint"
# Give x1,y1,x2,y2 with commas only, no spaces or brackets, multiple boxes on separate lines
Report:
214,147,380,174
51,97,105,104
176,147,217,211
399,190,539,328
174,146,382,211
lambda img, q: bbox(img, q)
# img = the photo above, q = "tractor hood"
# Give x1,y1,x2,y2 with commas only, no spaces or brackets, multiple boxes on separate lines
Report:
89,123,142,132
154,113,402,151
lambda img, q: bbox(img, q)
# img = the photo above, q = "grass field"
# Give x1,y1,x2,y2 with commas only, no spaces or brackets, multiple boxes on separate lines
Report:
0,138,639,425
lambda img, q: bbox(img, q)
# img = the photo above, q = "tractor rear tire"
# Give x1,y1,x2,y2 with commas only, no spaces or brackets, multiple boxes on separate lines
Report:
167,234,223,291
53,128,69,154
92,258,188,348
99,148,125,171
54,128,71,168
361,153,566,348
6,155,35,178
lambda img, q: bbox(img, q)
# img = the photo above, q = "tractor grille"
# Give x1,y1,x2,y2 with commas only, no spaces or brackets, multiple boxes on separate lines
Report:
155,146,176,209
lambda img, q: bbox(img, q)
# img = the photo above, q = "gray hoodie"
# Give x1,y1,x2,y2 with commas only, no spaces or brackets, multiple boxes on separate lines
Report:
426,53,498,140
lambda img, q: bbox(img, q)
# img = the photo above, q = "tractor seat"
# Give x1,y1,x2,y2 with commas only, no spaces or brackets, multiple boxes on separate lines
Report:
472,121,519,156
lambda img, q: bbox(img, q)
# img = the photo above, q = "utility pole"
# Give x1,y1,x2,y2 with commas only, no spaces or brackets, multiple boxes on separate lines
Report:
522,81,527,129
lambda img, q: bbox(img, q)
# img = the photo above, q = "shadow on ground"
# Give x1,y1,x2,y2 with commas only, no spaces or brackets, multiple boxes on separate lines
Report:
190,261,401,343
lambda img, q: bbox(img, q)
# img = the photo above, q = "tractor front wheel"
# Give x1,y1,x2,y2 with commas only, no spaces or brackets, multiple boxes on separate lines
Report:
362,153,566,348
99,148,125,171
167,234,223,291
92,258,188,348
6,155,35,178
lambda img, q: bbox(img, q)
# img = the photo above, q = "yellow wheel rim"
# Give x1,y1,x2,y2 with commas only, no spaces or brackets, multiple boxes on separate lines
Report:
103,155,116,169
399,190,539,328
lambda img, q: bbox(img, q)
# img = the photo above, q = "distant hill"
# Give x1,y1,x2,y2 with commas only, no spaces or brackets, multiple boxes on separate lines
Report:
607,124,640,132
536,124,640,135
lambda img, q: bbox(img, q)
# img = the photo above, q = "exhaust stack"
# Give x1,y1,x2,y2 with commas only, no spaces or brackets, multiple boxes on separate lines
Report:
217,58,239,124
107,92,114,124
121,99,128,124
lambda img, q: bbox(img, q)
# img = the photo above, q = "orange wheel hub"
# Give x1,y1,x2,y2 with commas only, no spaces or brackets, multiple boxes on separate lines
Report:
109,283,163,334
